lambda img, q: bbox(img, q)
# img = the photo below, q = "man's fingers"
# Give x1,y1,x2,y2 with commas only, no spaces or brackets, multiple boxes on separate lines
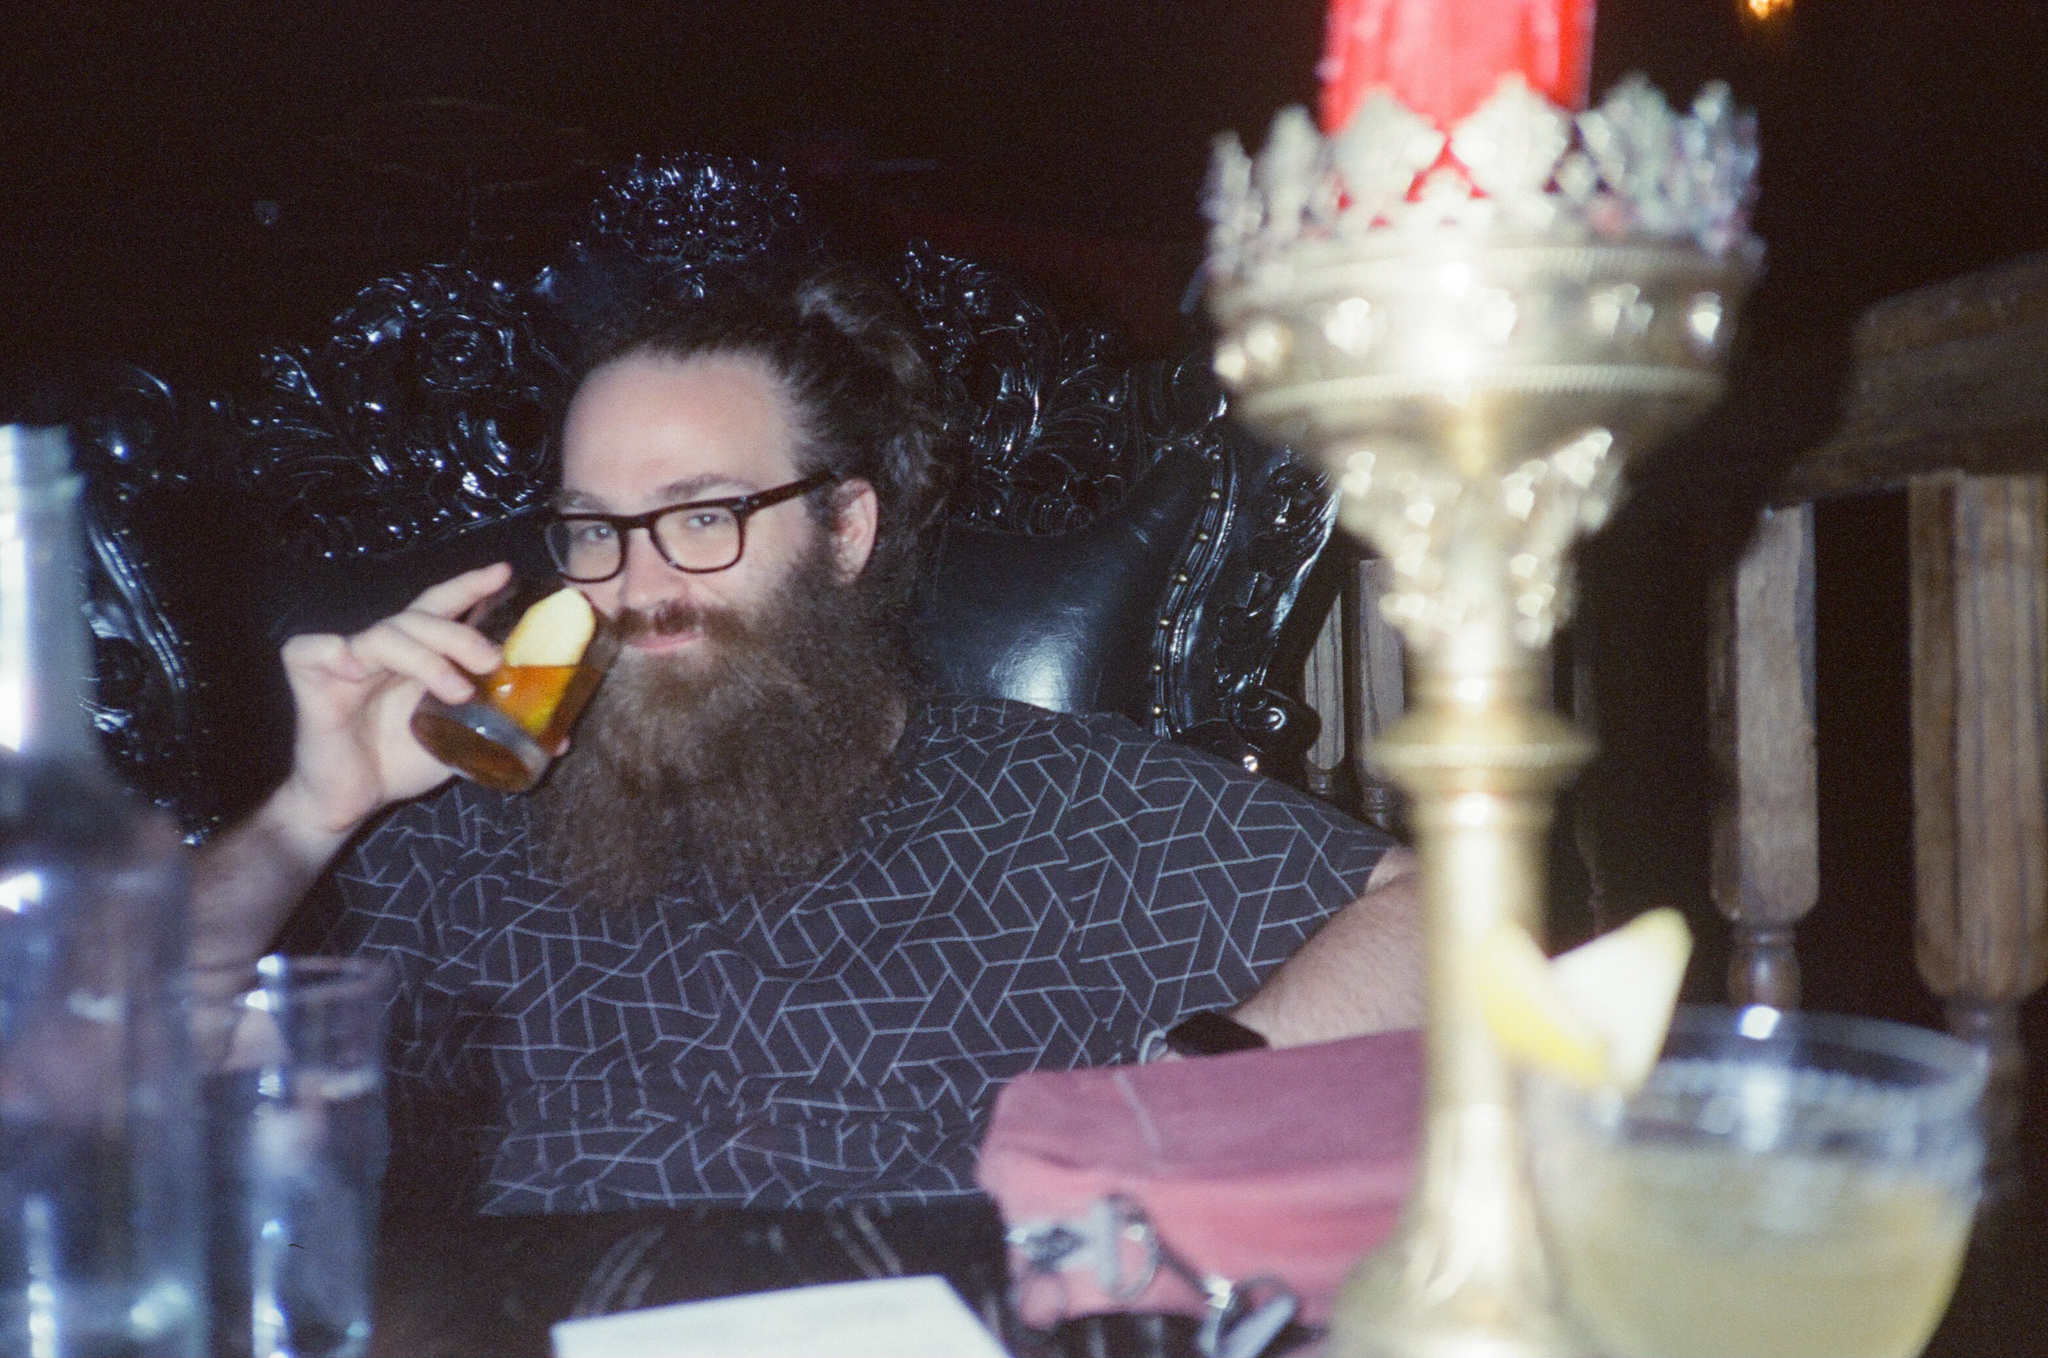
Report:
281,569,508,709
1364,845,1419,892
407,561,514,620
346,625,478,705
281,632,367,683
387,611,503,679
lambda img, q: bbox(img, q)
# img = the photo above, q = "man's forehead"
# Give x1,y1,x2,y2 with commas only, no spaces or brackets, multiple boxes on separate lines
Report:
559,350,803,506
554,472,740,511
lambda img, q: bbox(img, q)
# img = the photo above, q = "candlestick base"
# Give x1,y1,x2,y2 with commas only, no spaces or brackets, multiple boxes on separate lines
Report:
1331,1244,1581,1358
1322,699,1591,1358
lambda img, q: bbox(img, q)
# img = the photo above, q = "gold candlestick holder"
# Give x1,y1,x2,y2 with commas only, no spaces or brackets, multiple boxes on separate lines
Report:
1206,74,1761,1357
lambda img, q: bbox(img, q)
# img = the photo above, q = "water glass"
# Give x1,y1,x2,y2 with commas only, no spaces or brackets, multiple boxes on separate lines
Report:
203,956,391,1358
1524,1004,1987,1358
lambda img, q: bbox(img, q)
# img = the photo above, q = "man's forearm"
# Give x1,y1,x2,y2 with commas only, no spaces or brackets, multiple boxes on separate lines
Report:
1231,847,1425,1047
188,780,352,1000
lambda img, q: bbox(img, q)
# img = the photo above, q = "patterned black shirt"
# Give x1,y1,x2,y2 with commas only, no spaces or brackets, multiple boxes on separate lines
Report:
324,695,1391,1213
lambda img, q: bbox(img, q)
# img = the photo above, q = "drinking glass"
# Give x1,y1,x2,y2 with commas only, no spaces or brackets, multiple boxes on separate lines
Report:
202,956,392,1358
1524,1004,1986,1358
410,575,620,793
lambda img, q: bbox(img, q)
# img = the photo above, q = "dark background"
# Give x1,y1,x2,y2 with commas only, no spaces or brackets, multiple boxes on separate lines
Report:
12,1,2048,377
5,0,2048,1024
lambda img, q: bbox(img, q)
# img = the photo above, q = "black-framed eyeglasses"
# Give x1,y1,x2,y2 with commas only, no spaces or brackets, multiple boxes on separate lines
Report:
544,471,837,583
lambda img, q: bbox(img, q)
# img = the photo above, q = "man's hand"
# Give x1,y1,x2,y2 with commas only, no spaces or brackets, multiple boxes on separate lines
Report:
188,563,514,1003
1229,846,1424,1047
275,562,510,838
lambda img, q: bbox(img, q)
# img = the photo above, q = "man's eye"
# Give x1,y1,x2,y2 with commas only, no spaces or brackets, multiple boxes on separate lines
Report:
571,522,617,545
678,511,727,533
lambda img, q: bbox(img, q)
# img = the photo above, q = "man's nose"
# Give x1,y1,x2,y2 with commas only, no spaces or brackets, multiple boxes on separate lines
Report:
615,527,694,611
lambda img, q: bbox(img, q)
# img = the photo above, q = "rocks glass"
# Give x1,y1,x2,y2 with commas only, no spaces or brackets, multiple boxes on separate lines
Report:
410,576,619,794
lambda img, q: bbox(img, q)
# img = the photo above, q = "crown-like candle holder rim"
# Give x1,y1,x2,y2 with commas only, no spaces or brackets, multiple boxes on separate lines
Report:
1205,71,1762,283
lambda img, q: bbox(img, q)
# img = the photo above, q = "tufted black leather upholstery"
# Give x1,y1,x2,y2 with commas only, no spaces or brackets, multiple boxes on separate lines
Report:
919,448,1211,723
7,157,1338,839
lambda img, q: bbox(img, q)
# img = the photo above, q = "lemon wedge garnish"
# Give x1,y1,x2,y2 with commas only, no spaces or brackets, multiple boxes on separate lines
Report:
501,587,596,668
1480,919,1608,1085
1550,907,1693,1088
1480,907,1693,1090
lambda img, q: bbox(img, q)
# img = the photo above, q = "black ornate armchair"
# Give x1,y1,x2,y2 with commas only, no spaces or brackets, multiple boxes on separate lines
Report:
11,158,1338,842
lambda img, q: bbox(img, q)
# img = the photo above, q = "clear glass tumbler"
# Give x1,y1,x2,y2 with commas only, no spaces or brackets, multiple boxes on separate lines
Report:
202,956,392,1358
1524,1004,1987,1358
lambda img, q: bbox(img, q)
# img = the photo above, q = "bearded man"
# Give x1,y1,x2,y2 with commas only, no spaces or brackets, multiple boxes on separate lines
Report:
192,264,1423,1215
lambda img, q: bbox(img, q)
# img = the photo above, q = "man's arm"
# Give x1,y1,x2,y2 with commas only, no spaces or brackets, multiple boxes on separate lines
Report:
188,563,511,992
1229,847,1425,1046
187,780,354,1003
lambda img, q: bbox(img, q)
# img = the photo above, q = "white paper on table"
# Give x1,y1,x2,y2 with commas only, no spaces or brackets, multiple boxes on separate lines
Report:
549,1274,1012,1358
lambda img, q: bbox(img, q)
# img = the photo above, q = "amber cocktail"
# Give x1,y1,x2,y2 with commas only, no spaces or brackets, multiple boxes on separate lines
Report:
411,581,619,794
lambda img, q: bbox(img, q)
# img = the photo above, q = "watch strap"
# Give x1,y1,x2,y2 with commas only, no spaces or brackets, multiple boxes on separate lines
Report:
1162,1009,1269,1058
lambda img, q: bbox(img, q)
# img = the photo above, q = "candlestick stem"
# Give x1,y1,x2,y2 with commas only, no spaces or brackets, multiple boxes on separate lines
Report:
1330,648,1589,1356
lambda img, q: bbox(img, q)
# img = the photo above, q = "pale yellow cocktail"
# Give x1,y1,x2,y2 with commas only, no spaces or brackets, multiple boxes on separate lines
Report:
1526,1007,1986,1358
1546,1137,1971,1358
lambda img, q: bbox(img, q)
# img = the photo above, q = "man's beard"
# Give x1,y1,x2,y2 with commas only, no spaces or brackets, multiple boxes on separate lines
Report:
527,542,911,906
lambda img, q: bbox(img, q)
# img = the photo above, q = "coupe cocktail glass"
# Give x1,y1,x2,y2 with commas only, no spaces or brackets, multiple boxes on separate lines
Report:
1524,1004,1986,1358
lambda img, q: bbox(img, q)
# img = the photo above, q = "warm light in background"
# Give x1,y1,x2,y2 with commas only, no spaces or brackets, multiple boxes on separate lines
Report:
1746,0,1793,18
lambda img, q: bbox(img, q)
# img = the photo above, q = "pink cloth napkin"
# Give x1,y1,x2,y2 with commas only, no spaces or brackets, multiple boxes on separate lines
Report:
976,1029,1423,1325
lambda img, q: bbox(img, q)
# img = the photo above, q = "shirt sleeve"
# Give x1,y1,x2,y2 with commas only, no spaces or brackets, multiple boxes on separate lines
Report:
1054,715,1393,1053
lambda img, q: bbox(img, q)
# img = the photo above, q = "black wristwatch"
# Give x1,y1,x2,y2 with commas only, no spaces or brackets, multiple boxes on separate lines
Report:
1163,1010,1270,1058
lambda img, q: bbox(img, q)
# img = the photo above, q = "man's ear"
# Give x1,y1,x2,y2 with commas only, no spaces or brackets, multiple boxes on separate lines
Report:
830,479,880,581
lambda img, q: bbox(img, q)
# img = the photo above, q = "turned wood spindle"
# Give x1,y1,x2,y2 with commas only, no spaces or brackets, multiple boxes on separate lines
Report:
1349,556,1407,837
1710,502,1820,1009
1304,585,1349,804
1909,472,2048,1188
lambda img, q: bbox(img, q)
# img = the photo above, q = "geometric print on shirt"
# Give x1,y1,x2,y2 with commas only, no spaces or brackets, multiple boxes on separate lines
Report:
321,694,1392,1213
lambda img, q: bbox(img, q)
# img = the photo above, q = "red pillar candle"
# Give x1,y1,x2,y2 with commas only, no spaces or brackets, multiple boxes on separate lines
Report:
1318,0,1596,132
